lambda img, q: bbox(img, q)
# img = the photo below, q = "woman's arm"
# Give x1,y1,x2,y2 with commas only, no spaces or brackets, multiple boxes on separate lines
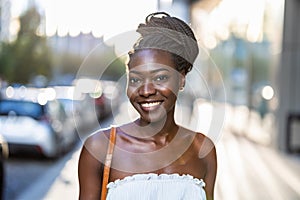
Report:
200,137,217,200
78,132,108,200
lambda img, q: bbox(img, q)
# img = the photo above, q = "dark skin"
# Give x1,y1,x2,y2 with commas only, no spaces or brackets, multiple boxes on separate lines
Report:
78,49,217,200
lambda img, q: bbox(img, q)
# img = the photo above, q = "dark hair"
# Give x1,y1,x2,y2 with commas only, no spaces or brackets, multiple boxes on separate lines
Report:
128,12,199,75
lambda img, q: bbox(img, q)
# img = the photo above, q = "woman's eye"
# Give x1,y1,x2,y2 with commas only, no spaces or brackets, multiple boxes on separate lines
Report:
154,75,169,82
129,77,141,84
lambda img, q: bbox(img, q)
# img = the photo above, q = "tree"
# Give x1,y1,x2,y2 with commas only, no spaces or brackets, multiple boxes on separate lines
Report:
0,6,52,84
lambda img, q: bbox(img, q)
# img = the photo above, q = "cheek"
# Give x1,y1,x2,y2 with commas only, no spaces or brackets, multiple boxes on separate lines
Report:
159,81,180,95
126,86,136,101
159,86,179,101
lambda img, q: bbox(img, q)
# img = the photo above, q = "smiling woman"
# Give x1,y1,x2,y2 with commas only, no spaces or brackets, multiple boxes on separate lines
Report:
78,12,217,200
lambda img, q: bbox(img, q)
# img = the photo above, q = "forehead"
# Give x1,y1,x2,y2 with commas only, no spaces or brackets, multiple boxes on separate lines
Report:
128,49,175,70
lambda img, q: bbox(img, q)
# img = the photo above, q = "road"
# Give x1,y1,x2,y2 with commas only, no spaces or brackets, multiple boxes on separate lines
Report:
3,145,80,200
2,114,113,200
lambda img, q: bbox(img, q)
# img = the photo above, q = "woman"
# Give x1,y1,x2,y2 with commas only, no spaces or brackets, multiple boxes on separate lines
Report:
78,12,217,200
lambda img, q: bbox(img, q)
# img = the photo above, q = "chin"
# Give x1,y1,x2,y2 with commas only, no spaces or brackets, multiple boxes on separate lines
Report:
139,112,167,124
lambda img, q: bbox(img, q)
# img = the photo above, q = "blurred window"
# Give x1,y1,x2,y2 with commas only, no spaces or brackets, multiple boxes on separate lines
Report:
0,100,44,119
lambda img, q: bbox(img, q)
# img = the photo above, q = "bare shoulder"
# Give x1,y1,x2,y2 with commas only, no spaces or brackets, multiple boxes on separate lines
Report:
82,127,112,161
195,132,216,160
181,127,216,160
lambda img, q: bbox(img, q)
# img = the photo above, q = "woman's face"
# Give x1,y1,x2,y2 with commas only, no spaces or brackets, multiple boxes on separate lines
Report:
127,49,185,123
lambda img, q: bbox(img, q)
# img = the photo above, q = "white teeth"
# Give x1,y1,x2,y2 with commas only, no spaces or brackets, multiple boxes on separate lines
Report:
141,102,161,108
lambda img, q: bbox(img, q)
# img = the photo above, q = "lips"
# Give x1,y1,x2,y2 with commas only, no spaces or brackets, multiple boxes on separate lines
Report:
139,101,162,111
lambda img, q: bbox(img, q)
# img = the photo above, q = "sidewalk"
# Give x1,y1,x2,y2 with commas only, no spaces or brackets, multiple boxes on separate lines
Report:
215,129,300,200
43,147,81,200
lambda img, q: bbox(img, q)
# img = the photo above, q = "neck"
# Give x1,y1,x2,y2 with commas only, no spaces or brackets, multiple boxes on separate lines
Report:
134,110,179,142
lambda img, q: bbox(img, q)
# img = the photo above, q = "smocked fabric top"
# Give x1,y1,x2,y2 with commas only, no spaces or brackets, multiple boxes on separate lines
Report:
106,173,206,200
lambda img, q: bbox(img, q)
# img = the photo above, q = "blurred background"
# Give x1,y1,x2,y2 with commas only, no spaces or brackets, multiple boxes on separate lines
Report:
0,0,300,199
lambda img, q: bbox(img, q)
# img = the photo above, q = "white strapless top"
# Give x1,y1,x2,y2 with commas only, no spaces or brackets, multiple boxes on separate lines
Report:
106,173,206,200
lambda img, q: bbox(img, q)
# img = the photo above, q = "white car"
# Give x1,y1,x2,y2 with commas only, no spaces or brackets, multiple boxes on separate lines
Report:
0,99,78,158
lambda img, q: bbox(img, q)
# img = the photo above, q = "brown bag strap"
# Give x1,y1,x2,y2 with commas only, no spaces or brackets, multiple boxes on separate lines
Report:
101,126,116,200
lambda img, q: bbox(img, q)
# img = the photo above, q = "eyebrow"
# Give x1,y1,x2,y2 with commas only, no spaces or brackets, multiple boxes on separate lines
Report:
129,68,171,75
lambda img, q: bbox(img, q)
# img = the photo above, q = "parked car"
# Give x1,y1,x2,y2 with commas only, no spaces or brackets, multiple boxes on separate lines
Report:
73,78,122,122
0,99,78,158
92,80,122,120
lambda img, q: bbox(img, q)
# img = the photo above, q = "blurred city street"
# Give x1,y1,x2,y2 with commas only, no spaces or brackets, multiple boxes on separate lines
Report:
1,0,300,200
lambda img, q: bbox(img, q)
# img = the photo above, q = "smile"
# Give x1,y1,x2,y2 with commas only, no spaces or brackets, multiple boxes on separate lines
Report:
140,101,162,110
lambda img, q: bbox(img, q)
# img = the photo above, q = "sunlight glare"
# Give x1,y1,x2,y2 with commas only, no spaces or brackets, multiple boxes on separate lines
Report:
193,0,271,48
40,0,157,38
262,85,274,100
9,18,20,36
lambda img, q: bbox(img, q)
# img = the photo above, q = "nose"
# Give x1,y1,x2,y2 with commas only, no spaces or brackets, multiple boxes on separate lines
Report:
138,81,156,97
